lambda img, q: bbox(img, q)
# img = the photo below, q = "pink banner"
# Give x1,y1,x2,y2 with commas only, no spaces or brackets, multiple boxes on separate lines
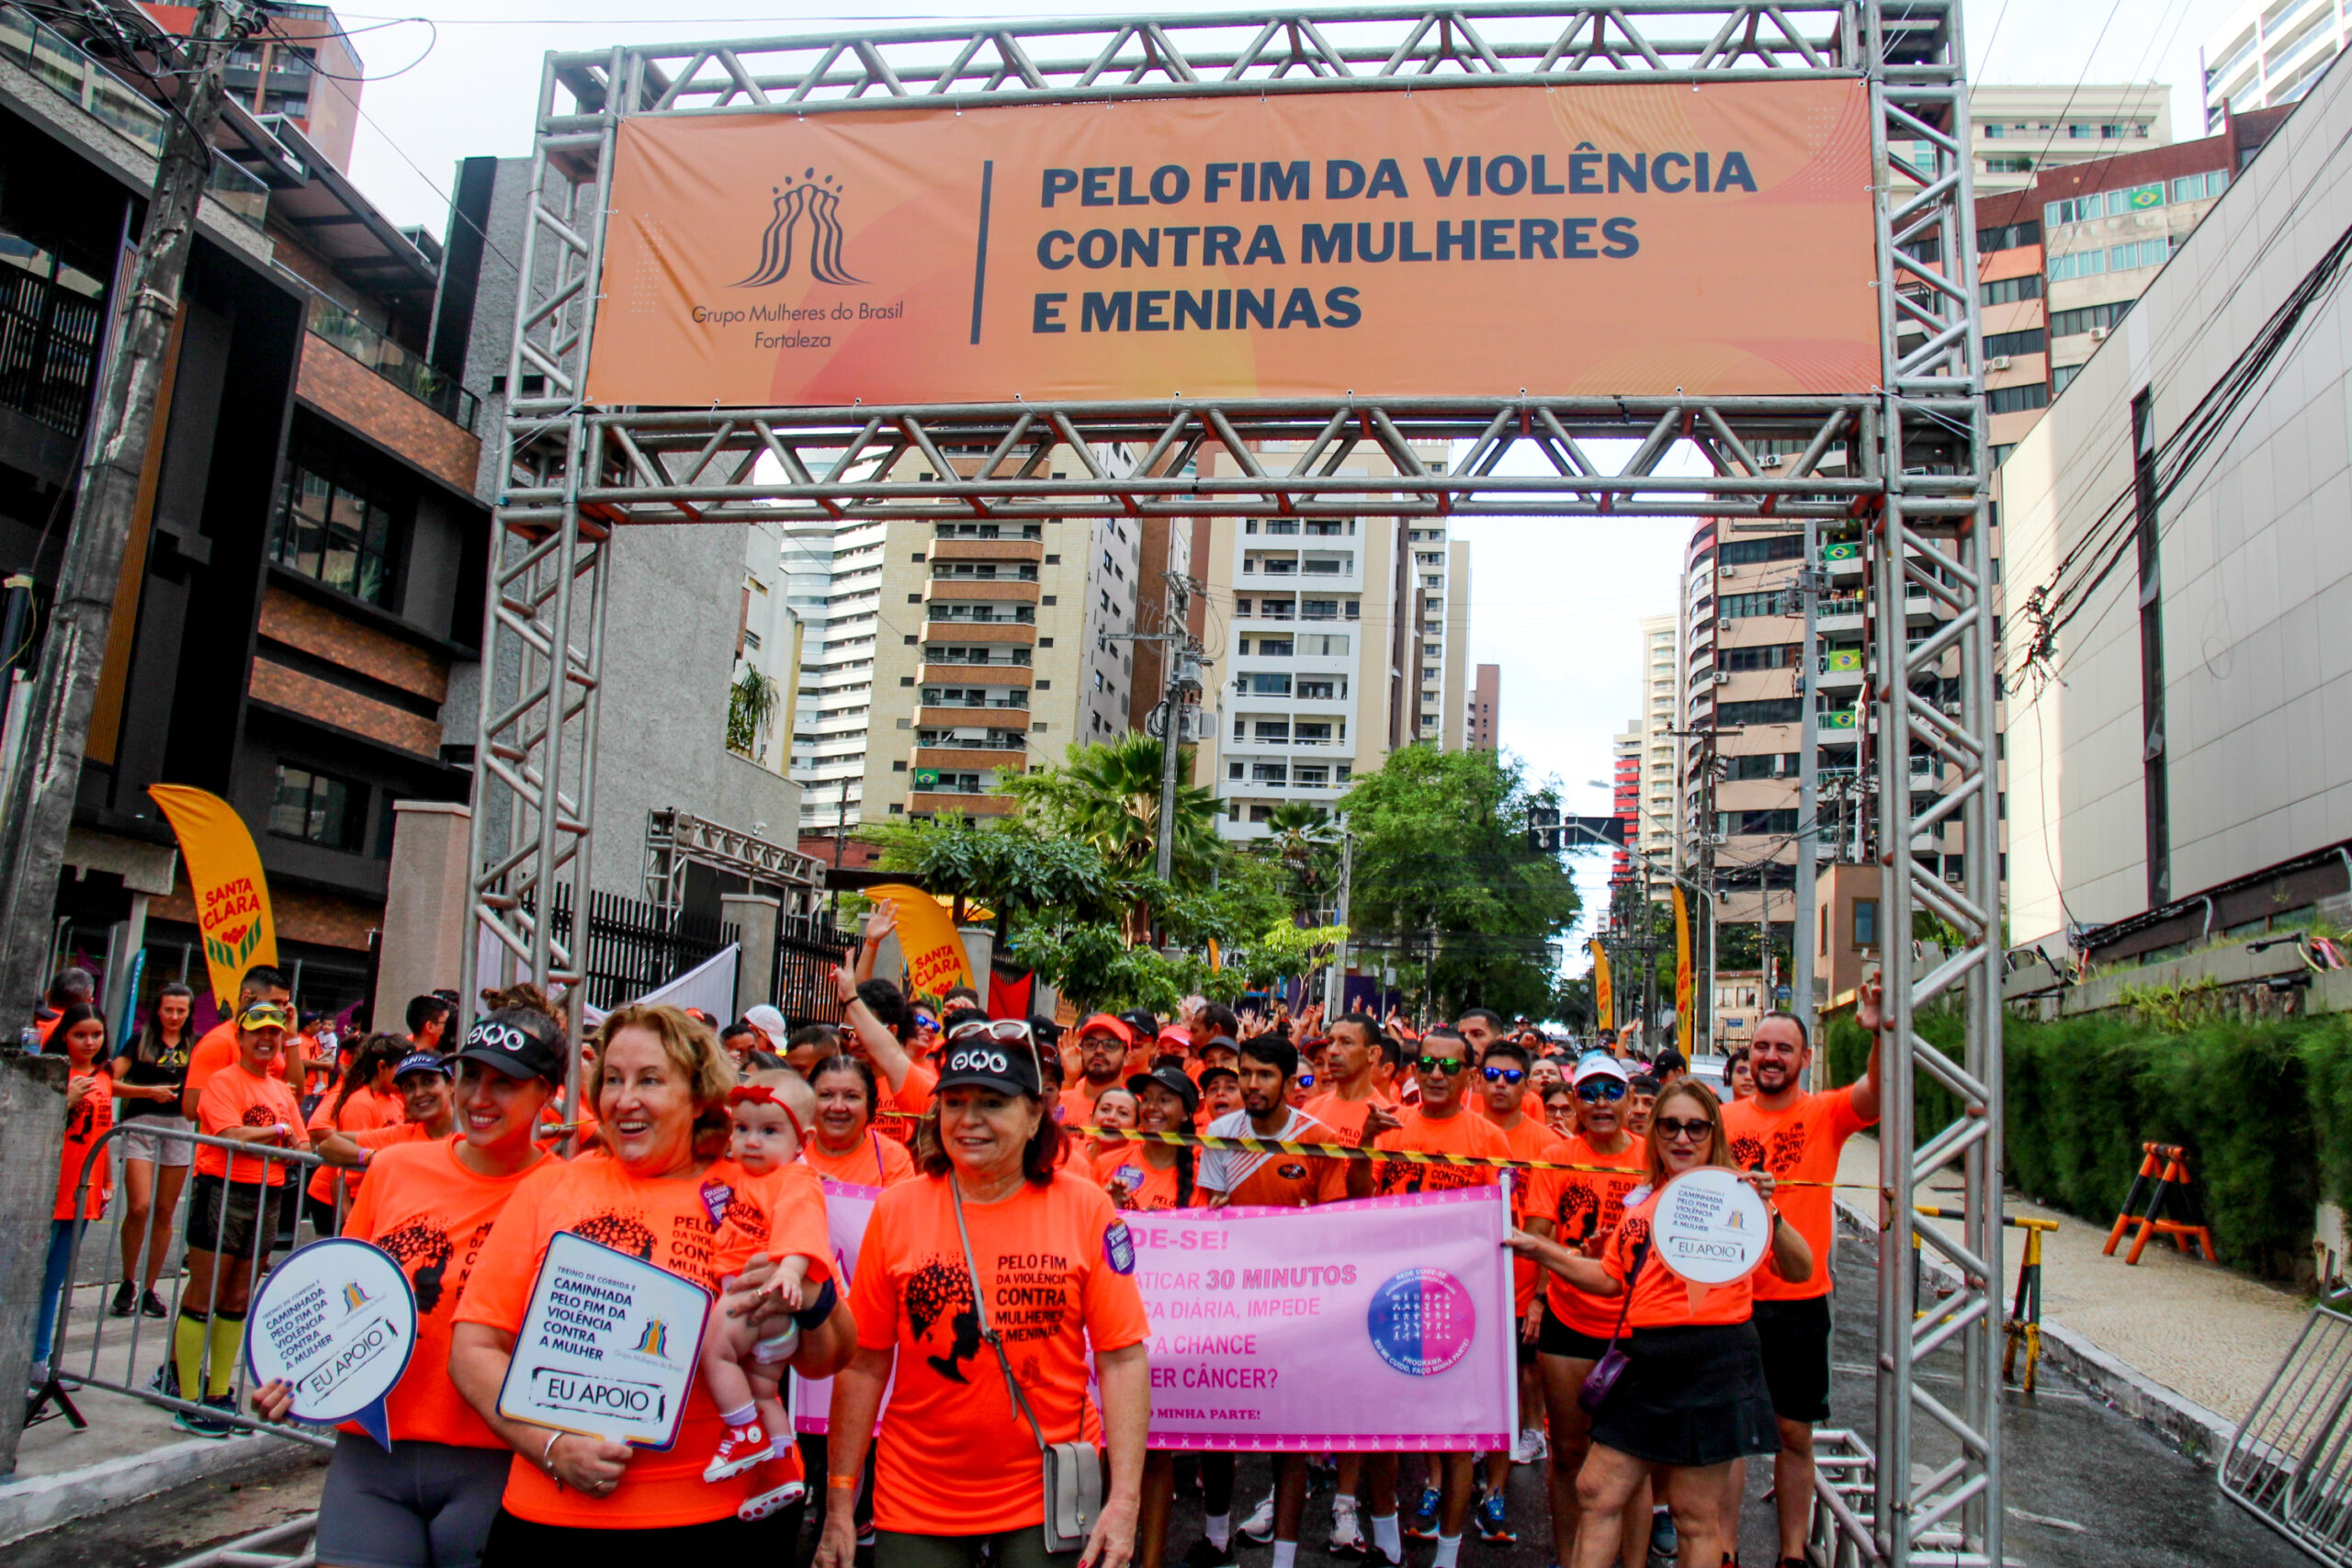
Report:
798,1179,1515,1450
792,1180,879,1436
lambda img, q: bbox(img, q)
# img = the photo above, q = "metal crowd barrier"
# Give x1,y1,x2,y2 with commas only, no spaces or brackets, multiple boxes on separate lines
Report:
2222,1301,2352,1566
39,1122,343,1446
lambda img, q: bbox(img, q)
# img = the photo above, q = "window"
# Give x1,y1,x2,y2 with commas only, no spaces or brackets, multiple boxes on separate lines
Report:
1257,637,1295,657
2172,170,2227,203
1984,155,2034,175
1301,599,1340,620
1229,762,1245,779
269,436,403,606
1984,327,2047,358
1717,808,1800,836
2109,237,2169,272
0,226,106,434
1716,697,1804,725
1241,672,1292,695
1852,897,1880,949
1298,633,1351,656
2052,364,2082,396
1297,679,1340,700
269,764,365,851
1251,763,1288,784
2050,300,2132,338
1717,643,1798,671
1724,752,1800,780
1976,219,2041,254
2046,249,2106,282
1252,720,1290,741
1294,720,1334,742
1987,382,2050,414
1718,589,1787,619
1980,274,2042,306
1719,536,1801,567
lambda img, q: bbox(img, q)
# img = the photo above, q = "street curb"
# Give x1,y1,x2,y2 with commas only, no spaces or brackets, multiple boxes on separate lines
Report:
0,1429,311,1546
1831,1195,2237,1464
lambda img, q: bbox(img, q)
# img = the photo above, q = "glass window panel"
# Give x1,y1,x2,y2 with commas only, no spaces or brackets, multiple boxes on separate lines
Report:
267,767,312,839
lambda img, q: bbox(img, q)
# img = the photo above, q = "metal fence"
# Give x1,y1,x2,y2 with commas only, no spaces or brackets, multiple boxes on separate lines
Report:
773,909,854,1028
40,1123,338,1445
2223,1302,2352,1565
547,886,740,1012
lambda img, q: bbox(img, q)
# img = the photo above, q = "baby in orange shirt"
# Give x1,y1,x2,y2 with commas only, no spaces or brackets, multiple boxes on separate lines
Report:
701,1069,824,1485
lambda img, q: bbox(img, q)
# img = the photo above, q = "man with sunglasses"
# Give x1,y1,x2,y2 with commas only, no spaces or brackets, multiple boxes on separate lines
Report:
1356,1028,1507,1568
1718,983,1884,1568
1471,1039,1569,1532
1063,1013,1136,1126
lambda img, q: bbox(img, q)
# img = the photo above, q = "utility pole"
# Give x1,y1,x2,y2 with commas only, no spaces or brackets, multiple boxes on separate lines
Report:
1326,826,1353,1016
1793,517,1824,1074
0,0,254,1476
1109,569,1200,885
0,0,254,1021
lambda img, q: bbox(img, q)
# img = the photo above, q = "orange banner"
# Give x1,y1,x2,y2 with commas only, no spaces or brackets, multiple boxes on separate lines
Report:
865,883,975,1000
587,81,1878,407
148,784,278,1010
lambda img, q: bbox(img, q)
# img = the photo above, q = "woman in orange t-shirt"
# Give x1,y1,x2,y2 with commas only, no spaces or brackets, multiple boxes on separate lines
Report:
449,1004,855,1558
302,1032,407,1234
1093,1064,1201,1214
1509,1080,1812,1568
801,1054,917,1189
815,1019,1149,1568
253,1005,567,1568
34,1004,112,1385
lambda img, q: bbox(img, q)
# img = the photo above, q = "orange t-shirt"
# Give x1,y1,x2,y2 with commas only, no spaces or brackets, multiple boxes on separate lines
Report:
1489,1116,1569,1314
848,1170,1150,1536
728,1159,835,1279
1531,1136,1647,1337
1091,1146,1193,1211
1198,1107,1351,1208
342,1136,544,1449
1721,1086,1871,1303
891,1060,937,1117
1605,1188,1768,1329
193,1066,308,1185
1370,1105,1510,1197
1477,1090,1549,1123
1301,1089,1396,1150
455,1151,782,1528
55,1063,115,1220
184,1021,294,1109
1058,1077,1118,1126
803,1133,918,1189
306,1087,403,1204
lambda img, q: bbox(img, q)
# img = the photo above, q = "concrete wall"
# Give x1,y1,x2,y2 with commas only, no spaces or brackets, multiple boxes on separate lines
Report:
2004,60,2352,945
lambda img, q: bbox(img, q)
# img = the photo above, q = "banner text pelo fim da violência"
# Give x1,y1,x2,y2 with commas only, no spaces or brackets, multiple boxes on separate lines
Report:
1029,147,1760,335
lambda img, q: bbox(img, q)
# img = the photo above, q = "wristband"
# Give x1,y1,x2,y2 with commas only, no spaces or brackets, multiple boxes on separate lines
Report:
358,1146,373,1168
828,1474,861,1490
791,1276,839,1332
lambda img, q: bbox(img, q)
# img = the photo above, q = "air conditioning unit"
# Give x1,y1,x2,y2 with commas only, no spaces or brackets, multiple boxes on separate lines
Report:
1988,355,2013,371
2089,326,2109,341
1760,454,1784,468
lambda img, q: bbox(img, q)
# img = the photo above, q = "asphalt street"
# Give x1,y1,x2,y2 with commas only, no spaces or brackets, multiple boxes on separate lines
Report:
10,1233,2314,1568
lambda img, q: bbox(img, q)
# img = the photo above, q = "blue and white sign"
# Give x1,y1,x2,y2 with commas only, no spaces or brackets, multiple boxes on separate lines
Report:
497,1230,712,1450
244,1236,416,1449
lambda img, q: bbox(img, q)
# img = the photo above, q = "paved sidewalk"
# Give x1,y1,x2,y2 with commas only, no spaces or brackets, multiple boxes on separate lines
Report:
1837,1134,2311,1450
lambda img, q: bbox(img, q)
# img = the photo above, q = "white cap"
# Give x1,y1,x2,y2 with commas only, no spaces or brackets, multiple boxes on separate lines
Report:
744,1004,790,1051
1572,1054,1632,1087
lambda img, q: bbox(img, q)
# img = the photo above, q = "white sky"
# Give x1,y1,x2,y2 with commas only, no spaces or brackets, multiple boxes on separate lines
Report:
328,0,2250,959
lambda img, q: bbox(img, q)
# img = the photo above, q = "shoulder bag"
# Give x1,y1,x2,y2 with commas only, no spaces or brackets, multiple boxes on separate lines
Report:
1576,1237,1650,1416
949,1177,1104,1554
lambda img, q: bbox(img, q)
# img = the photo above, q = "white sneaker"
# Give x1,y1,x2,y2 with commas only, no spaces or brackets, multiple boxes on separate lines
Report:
1511,1426,1548,1464
1237,1491,1277,1545
1329,1497,1366,1558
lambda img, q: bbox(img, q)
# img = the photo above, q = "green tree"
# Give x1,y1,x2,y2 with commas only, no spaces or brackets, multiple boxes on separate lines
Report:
1338,746,1580,1019
859,815,1122,937
1260,801,1342,917
1001,733,1223,884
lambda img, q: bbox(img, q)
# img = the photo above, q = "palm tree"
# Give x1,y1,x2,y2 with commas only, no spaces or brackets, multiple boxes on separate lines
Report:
1003,733,1222,883
1261,801,1340,915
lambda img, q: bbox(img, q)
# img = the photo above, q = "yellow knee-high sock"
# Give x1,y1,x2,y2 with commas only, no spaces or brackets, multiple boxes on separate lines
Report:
172,1310,209,1402
206,1310,246,1398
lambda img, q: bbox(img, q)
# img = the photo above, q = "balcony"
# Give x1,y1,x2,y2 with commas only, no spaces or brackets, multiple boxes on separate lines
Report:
1815,593,1866,633
1818,708,1860,745
0,5,268,231
923,578,1037,603
909,791,1017,817
1816,648,1866,688
931,537,1043,563
301,290,481,433
919,662,1032,686
1821,541,1864,577
920,618,1034,644
918,705,1028,728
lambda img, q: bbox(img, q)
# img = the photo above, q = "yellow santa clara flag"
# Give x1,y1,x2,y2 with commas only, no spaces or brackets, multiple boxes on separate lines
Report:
866,883,975,999
1674,886,1694,1057
1589,939,1613,1032
148,784,278,1010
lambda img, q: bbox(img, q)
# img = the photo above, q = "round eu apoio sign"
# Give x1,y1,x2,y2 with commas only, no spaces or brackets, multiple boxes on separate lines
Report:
1649,1167,1772,1286
244,1236,416,1445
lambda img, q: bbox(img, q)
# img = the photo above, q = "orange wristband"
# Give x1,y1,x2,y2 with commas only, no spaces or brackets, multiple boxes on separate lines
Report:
827,1474,861,1490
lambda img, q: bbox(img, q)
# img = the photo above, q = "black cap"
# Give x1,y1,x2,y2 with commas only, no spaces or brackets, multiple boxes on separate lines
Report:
1198,1065,1240,1090
453,1008,567,1085
936,1032,1044,1098
1118,1008,1161,1043
1125,1064,1201,1118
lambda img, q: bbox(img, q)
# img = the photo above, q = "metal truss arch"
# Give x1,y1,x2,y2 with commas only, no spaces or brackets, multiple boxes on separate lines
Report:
471,9,2001,1565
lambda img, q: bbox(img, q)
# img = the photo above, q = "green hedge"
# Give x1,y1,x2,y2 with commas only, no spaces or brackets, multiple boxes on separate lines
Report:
1825,1008,2352,1280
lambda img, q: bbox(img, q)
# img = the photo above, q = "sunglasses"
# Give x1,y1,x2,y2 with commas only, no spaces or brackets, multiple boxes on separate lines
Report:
948,1019,1033,1044
1655,1115,1714,1143
1576,1079,1628,1102
1295,1073,1316,1089
1414,1055,1469,1075
1482,1066,1524,1085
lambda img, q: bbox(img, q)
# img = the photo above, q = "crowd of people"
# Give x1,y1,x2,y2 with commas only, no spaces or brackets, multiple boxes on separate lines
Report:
25,912,1883,1568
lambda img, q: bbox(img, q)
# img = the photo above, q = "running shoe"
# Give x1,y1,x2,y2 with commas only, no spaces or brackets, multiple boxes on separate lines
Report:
141,1289,169,1319
109,1281,137,1318
206,1393,251,1435
173,1403,231,1438
1475,1494,1517,1544
1328,1499,1367,1559
1182,1537,1238,1568
1648,1508,1679,1562
1237,1492,1277,1545
1511,1426,1548,1464
738,1455,808,1521
704,1421,774,1482
1402,1485,1442,1540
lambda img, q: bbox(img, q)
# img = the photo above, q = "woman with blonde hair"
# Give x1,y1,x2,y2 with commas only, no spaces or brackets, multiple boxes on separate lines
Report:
1509,1078,1811,1568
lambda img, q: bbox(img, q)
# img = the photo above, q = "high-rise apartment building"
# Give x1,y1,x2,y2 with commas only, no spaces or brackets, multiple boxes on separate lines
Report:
1636,615,1679,866
786,500,1149,838
1468,664,1500,750
1196,444,1471,839
2203,0,2348,127
1610,723,1642,889
1960,84,2172,194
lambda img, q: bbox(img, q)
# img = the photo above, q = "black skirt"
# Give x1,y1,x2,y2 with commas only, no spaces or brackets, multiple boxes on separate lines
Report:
1588,1321,1781,1468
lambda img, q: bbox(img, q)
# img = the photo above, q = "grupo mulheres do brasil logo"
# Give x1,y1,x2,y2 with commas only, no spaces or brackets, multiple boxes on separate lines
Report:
1365,1267,1476,1377
734,169,865,288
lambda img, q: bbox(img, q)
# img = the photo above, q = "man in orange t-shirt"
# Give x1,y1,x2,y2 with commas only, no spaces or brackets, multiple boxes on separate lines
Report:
1303,1012,1400,1163
1361,1028,1508,1566
1059,1013,1134,1126
179,965,296,1118
1719,985,1883,1568
1470,1036,1567,1538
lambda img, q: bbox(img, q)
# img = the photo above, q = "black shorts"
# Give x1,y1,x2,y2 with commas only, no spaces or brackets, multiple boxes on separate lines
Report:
1588,1323,1780,1469
185,1173,277,1259
1536,1303,1614,1362
1752,1295,1834,1423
